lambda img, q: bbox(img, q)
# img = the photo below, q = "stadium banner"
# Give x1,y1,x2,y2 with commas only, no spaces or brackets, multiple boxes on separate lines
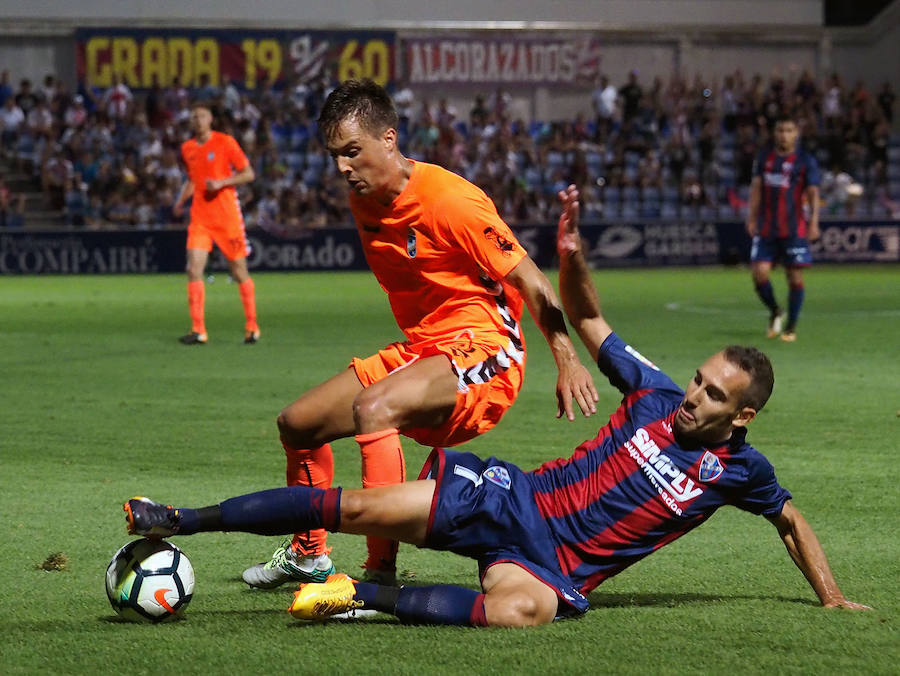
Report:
1,221,896,275
75,28,396,91
402,35,601,86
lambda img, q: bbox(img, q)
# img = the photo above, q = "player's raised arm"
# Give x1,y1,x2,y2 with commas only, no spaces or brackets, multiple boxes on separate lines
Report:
556,185,613,359
504,255,598,421
767,500,870,610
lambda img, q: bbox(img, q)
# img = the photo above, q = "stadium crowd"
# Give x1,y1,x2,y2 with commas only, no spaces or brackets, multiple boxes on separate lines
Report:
0,67,897,230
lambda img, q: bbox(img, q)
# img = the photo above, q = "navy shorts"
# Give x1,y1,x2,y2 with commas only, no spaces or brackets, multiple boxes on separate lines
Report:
750,235,812,267
418,448,589,615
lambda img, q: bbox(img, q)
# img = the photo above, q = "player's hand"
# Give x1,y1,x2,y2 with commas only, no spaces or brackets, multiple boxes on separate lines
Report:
746,220,758,237
556,184,582,256
556,359,598,421
173,203,184,218
808,222,821,242
823,598,871,611
205,178,223,192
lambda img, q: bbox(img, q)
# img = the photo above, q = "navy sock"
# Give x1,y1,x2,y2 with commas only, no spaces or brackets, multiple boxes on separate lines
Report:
178,486,341,536
392,585,488,626
352,581,400,614
787,283,805,331
754,280,779,313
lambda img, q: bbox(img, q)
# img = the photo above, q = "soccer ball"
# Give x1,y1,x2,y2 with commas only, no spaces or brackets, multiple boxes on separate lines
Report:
105,538,194,622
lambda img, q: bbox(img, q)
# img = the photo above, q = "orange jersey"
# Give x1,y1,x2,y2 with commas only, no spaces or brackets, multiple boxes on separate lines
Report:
349,160,527,351
180,131,249,225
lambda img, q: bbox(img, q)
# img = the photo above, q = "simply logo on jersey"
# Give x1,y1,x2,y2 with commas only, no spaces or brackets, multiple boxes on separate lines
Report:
625,427,703,515
699,450,725,482
207,151,215,162
453,464,512,490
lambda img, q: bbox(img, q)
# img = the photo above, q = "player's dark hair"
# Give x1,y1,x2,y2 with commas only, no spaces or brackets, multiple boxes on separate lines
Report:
318,79,398,143
723,345,775,411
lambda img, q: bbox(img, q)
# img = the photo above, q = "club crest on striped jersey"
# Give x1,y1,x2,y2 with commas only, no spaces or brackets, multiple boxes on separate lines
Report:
407,227,417,257
699,450,724,482
484,466,511,489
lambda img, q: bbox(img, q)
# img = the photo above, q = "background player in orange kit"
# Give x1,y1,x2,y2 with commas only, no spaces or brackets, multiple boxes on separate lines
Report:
241,79,599,590
173,103,259,345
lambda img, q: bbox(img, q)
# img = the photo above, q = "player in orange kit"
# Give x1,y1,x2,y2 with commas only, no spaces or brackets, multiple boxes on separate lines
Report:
174,103,259,345
241,80,598,590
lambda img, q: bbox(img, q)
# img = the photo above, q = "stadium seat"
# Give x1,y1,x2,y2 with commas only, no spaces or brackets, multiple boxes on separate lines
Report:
622,185,640,202
660,202,679,219
621,203,639,219
662,185,680,203
640,202,661,218
643,186,661,202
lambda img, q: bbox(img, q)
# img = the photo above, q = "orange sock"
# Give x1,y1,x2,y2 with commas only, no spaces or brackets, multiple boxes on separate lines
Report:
187,280,205,334
238,279,258,332
285,442,334,555
356,428,406,571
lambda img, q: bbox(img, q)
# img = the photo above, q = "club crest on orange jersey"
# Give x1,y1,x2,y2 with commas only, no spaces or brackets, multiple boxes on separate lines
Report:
483,226,515,256
699,451,724,482
207,151,215,161
407,227,417,257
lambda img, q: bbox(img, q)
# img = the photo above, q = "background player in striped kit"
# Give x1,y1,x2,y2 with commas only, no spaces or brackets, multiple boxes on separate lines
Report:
126,185,867,627
746,113,821,342
174,102,259,345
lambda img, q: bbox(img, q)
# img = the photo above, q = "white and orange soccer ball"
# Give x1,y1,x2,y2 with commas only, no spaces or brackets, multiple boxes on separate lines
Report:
105,538,194,622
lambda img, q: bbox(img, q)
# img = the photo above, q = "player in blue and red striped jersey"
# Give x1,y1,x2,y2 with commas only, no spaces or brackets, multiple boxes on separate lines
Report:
123,185,867,627
746,113,821,341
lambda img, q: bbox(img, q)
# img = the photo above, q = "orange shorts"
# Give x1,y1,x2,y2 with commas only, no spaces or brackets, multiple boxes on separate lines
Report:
351,334,526,447
186,220,250,261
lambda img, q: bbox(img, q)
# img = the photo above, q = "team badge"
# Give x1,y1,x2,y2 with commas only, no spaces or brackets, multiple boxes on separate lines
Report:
483,466,511,490
207,151,215,161
407,227,417,258
482,226,515,256
698,451,724,482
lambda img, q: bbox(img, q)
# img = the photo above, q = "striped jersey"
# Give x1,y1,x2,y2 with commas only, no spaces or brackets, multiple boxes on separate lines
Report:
527,333,791,595
752,146,820,238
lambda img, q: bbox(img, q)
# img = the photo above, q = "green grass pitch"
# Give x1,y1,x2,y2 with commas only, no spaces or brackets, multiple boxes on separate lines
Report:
1,265,897,675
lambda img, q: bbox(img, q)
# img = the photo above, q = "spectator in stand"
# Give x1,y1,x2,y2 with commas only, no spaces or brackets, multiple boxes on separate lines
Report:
876,82,895,123
64,95,88,129
63,175,88,226
42,147,73,209
0,96,25,159
619,71,643,123
102,74,133,120
221,74,241,116
0,70,12,106
0,172,26,227
15,79,39,116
